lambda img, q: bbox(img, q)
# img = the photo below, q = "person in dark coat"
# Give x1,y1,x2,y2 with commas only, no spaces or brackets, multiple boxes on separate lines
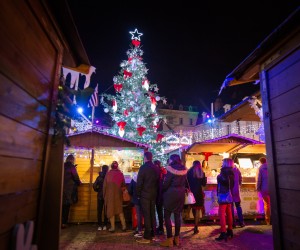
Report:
136,151,160,244
154,159,167,235
129,171,144,237
187,160,207,234
93,165,109,231
62,154,81,228
215,158,235,242
160,154,187,247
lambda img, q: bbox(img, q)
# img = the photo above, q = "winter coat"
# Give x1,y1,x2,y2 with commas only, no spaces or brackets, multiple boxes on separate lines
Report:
103,169,126,218
187,167,207,207
156,167,167,205
136,161,160,201
256,163,269,195
63,162,81,205
128,179,139,206
217,166,234,204
93,171,106,200
163,163,188,213
232,166,242,202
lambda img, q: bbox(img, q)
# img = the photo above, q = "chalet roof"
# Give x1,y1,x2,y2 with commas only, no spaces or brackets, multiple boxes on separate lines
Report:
67,130,149,148
46,0,91,67
219,7,300,94
217,92,261,122
184,134,265,154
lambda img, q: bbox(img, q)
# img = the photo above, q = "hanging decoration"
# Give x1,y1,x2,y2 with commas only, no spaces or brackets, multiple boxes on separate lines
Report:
117,121,127,137
114,83,123,92
123,110,129,116
136,126,146,136
123,70,132,79
203,152,213,161
112,99,117,112
142,79,149,91
156,134,164,142
132,40,141,47
150,96,157,112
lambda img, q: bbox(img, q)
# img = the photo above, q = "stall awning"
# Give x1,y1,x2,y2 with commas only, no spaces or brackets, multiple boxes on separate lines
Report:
186,134,265,154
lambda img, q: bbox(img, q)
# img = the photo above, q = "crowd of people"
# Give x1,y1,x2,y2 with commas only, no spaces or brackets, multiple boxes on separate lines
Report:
62,153,271,246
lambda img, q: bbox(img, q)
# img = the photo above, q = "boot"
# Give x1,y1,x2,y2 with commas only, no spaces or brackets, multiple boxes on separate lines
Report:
193,225,199,234
215,232,227,242
226,229,233,239
173,236,180,246
160,237,174,247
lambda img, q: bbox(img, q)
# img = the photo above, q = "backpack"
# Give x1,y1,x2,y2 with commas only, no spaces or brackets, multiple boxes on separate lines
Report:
93,177,101,192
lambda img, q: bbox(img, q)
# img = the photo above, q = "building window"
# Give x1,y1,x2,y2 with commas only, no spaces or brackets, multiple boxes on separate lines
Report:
190,118,193,125
179,118,183,125
168,116,174,124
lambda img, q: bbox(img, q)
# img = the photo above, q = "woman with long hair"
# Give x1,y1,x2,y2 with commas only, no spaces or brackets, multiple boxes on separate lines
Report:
187,160,207,234
103,161,127,232
160,154,187,247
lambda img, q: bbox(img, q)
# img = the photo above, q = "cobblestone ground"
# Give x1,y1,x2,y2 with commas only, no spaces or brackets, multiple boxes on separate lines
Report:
60,221,273,250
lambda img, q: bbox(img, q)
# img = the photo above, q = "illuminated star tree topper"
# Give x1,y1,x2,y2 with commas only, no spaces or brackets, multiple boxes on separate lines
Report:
129,28,143,41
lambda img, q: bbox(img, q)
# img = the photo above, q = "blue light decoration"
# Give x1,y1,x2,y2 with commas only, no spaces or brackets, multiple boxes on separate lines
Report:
77,107,83,114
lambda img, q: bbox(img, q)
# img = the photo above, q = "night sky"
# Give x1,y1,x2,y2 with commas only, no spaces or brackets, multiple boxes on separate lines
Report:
67,2,299,113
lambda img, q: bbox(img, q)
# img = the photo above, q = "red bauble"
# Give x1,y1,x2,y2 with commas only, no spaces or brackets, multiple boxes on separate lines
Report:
117,121,127,130
123,110,129,116
132,40,141,47
150,96,157,104
136,126,146,136
114,83,123,92
123,70,133,79
156,134,164,142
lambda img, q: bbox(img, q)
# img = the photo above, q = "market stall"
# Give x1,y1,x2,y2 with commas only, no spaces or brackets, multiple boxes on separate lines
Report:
64,130,148,223
170,134,266,221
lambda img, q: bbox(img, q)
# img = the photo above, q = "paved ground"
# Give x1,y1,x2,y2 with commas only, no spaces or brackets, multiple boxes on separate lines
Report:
60,220,273,250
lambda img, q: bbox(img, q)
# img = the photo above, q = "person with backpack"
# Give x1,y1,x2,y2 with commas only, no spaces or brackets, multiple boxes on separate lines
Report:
93,165,109,231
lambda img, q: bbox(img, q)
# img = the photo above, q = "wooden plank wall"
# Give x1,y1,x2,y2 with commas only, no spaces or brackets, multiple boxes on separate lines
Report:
266,44,300,249
0,1,62,249
69,184,98,222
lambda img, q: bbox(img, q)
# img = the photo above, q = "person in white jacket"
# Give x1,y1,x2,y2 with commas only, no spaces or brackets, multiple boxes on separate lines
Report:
256,157,271,225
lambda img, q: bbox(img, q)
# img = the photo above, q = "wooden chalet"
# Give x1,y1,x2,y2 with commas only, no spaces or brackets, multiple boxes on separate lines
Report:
65,130,148,223
0,1,93,249
219,7,300,249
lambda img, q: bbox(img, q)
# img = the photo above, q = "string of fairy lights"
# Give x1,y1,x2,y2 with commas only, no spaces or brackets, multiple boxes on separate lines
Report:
70,119,263,150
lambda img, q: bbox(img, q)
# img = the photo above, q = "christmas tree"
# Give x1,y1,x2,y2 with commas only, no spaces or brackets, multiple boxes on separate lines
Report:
100,29,168,164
